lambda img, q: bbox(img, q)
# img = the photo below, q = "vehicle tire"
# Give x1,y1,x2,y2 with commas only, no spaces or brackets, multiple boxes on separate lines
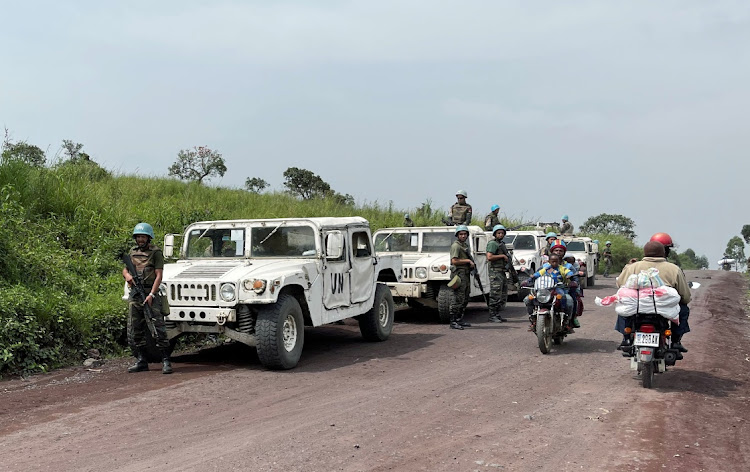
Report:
256,294,305,370
437,284,452,324
359,284,395,342
641,362,654,388
587,274,595,287
537,313,551,354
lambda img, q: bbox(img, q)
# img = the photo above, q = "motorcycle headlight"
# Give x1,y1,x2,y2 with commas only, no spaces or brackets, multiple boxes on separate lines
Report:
415,267,428,279
536,289,552,304
220,283,236,301
243,279,267,294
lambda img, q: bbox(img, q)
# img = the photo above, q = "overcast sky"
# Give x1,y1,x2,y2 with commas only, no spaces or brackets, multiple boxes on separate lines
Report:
1,0,748,268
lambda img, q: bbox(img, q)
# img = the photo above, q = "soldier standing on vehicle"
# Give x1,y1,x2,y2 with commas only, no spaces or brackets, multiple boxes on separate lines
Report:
486,224,518,322
448,190,472,225
123,222,173,374
602,241,613,277
449,225,474,330
403,213,414,227
560,214,574,235
484,205,501,231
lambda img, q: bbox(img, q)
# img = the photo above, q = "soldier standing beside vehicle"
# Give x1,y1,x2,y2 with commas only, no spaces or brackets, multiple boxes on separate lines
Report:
602,241,613,277
123,222,173,374
560,214,574,235
486,224,518,322
484,205,501,231
448,190,472,225
403,213,414,227
449,225,474,330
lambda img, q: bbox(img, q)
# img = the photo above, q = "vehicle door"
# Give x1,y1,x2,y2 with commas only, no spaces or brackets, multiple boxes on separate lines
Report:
470,232,490,297
322,230,351,309
348,227,375,304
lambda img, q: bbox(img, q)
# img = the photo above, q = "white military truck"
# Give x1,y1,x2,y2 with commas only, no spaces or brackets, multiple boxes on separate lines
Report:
503,230,546,286
561,236,598,287
158,217,400,370
372,226,492,323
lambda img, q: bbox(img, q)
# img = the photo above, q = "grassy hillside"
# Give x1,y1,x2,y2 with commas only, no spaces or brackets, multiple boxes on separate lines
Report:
1,160,511,377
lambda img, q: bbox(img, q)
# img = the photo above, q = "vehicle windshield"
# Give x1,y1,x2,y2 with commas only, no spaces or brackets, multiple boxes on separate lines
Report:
422,232,454,253
512,235,537,251
565,241,586,252
502,234,516,244
251,225,317,257
186,228,246,258
374,232,419,252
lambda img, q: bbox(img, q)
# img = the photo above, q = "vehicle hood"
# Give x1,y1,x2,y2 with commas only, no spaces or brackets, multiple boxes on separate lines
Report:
163,259,317,282
398,253,451,268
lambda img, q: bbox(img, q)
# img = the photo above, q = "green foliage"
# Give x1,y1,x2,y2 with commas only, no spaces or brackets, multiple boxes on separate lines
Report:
579,213,636,240
725,236,747,270
674,248,709,270
2,142,46,167
741,225,750,245
580,233,642,274
282,167,332,199
168,146,227,184
245,177,268,193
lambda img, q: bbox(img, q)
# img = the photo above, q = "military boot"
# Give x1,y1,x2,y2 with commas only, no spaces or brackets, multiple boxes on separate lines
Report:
127,348,149,373
161,349,173,374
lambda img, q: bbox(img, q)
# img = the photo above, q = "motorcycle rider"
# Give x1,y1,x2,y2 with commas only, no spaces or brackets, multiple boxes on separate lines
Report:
521,250,578,331
615,237,691,354
545,240,581,329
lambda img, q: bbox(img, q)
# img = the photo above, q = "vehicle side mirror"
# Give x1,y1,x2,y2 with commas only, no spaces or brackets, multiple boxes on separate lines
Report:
326,231,344,260
163,234,176,258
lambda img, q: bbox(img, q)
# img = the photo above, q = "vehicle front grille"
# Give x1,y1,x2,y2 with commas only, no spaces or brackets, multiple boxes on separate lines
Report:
169,282,219,304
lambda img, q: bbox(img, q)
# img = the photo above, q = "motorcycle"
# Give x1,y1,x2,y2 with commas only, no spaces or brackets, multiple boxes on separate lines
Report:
523,275,575,354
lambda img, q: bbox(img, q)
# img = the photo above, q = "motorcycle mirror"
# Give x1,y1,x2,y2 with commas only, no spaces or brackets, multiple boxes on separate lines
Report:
688,281,701,289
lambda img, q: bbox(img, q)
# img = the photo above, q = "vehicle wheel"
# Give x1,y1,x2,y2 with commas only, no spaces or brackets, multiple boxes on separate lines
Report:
359,284,395,342
256,294,304,370
587,275,595,287
437,284,452,324
641,362,654,388
537,313,551,354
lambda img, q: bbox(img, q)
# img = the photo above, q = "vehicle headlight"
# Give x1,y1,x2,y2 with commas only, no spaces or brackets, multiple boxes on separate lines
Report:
519,258,526,265
536,289,552,304
220,283,236,301
243,279,267,294
431,264,449,273
415,267,428,279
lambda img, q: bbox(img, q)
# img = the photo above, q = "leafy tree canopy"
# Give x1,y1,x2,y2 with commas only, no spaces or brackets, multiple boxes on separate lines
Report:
579,213,636,240
724,236,746,270
282,167,331,199
741,224,750,245
2,128,46,167
244,177,268,194
674,248,709,270
168,146,227,184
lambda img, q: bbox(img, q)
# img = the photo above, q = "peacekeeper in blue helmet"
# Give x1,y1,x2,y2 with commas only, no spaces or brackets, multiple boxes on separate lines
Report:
484,204,501,231
486,224,518,322
122,222,173,374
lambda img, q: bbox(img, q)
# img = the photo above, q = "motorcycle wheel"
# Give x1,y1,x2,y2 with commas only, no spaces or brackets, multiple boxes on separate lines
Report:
536,313,551,354
641,362,654,389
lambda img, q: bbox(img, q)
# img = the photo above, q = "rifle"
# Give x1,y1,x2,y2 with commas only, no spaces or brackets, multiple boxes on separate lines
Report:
122,252,158,338
465,252,490,314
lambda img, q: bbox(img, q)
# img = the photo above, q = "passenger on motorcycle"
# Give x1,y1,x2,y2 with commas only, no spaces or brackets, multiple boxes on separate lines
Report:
614,237,691,353
542,231,557,258
522,253,578,330
545,240,581,328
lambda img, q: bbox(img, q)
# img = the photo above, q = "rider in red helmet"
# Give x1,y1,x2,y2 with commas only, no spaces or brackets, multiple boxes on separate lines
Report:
650,233,674,257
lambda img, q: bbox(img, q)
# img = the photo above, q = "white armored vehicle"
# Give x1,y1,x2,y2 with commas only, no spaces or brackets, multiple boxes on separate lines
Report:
373,226,491,323
160,217,400,370
503,230,546,285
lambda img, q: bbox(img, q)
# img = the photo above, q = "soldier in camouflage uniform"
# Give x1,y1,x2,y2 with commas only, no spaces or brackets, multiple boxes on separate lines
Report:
602,241,613,277
560,214,573,235
123,222,173,374
448,190,472,225
486,224,518,322
449,225,474,330
403,213,414,227
484,204,501,231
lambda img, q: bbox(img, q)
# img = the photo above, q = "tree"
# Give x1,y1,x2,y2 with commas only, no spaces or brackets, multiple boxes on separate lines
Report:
61,139,85,161
2,128,46,167
327,190,354,206
724,236,746,270
282,167,331,199
579,213,636,239
244,177,268,193
741,225,750,245
168,146,227,184
675,248,709,270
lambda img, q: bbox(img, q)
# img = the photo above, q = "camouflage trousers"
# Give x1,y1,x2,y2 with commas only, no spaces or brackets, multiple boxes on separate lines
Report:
488,268,507,314
604,258,613,276
128,297,169,349
449,270,470,321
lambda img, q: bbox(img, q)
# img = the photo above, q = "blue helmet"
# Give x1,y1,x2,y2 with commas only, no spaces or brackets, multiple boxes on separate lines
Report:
593,240,599,244
546,231,557,239
490,204,500,212
561,214,569,221
606,241,612,245
455,225,469,236
492,224,506,236
132,222,155,239
404,213,410,219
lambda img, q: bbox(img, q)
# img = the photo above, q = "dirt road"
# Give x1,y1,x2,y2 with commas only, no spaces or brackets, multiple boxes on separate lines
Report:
1,271,748,471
